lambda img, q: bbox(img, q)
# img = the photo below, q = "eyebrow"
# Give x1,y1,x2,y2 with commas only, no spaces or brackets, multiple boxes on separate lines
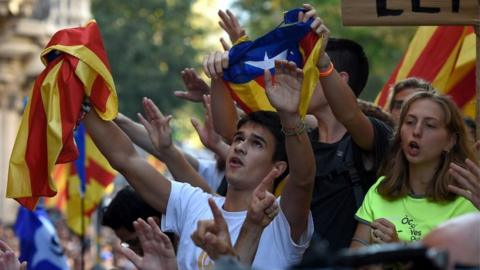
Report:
405,114,440,122
251,133,268,145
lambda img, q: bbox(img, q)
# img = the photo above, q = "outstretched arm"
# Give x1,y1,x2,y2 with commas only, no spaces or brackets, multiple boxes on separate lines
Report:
203,51,238,143
265,60,315,243
114,113,201,171
84,109,171,213
315,17,375,151
139,98,213,193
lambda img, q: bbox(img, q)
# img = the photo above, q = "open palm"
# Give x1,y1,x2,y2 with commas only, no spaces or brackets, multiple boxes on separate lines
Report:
138,98,173,152
265,60,303,115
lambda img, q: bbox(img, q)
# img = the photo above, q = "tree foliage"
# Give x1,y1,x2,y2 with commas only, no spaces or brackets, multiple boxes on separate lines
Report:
232,0,416,101
91,0,205,118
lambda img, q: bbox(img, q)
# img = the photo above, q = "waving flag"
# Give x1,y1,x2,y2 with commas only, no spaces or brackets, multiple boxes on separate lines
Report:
7,21,118,210
223,8,323,117
375,26,476,117
14,206,69,270
46,124,116,235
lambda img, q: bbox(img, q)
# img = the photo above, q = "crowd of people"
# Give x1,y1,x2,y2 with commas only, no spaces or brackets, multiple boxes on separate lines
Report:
1,3,479,270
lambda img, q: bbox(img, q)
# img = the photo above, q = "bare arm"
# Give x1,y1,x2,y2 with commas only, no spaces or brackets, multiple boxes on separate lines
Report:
318,53,375,151
314,16,374,151
203,51,238,143
139,98,213,193
114,113,200,171
350,223,371,249
84,110,171,213
266,60,315,243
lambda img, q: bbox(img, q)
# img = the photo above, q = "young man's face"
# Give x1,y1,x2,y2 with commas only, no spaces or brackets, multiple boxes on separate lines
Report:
225,122,278,190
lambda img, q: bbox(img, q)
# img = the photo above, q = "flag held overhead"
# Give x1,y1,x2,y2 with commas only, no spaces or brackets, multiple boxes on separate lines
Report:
7,21,118,210
223,8,324,117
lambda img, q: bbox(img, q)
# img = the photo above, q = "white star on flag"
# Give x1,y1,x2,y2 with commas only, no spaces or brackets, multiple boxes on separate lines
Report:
245,50,288,70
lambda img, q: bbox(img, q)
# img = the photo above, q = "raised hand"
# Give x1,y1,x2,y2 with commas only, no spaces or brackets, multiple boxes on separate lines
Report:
138,98,173,153
448,159,480,210
203,51,229,79
370,218,400,244
218,9,246,45
264,60,303,115
191,95,227,156
119,218,177,270
247,168,280,227
174,68,211,103
0,240,27,270
191,198,236,260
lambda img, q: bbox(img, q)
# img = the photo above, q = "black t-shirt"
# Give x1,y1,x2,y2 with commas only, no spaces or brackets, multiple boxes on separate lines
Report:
309,117,392,251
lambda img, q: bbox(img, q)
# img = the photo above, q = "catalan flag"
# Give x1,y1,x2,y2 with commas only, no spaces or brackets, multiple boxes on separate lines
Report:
7,21,118,210
46,124,116,235
376,26,476,117
223,8,324,117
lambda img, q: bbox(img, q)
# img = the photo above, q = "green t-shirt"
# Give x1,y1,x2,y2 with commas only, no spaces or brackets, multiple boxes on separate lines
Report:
355,177,478,242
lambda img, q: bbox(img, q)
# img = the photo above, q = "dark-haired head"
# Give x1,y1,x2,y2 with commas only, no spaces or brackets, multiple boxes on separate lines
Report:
236,111,289,184
326,38,369,97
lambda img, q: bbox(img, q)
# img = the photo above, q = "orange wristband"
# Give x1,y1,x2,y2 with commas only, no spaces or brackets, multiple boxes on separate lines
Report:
319,62,334,77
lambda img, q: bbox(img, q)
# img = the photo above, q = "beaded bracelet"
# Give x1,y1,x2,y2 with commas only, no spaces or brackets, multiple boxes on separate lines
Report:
319,62,334,77
281,121,307,137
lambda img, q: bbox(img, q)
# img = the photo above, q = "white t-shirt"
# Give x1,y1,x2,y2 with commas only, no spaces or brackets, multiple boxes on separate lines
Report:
197,159,224,191
162,181,314,270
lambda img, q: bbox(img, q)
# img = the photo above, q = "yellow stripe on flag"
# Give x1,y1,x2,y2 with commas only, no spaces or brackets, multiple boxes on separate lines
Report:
42,44,118,120
395,26,437,81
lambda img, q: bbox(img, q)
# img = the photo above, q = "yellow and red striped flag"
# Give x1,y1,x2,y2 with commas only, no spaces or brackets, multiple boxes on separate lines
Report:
223,8,323,117
7,21,118,210
375,26,476,117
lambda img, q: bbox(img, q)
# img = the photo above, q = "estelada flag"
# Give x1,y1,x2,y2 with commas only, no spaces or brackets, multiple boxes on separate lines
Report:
376,26,476,117
223,8,324,117
7,21,118,210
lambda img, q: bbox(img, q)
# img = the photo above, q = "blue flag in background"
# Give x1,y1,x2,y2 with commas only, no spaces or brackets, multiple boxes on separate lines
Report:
14,206,69,270
74,123,87,197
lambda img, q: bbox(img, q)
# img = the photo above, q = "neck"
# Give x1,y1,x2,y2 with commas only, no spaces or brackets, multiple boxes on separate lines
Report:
223,187,253,212
408,160,440,196
312,106,347,143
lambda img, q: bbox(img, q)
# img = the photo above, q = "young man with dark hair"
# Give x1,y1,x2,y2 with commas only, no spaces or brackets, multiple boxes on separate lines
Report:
207,5,392,252
84,60,315,269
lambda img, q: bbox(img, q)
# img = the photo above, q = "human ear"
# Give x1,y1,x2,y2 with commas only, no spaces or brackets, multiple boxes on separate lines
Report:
273,161,288,177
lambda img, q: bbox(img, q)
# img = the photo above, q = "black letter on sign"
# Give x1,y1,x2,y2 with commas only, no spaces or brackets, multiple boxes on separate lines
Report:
452,0,460,12
412,0,440,13
377,0,403,16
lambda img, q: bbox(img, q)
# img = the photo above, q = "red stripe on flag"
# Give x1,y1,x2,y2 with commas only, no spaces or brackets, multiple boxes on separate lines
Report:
445,68,476,108
57,57,84,163
378,55,405,107
224,81,252,114
89,76,110,114
407,26,464,81
299,32,318,64
87,159,115,187
21,58,65,209
46,23,111,69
